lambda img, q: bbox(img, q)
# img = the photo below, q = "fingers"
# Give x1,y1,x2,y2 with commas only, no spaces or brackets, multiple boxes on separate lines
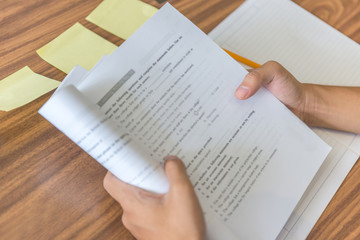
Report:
103,155,190,208
103,171,164,238
235,61,285,100
104,157,206,239
103,172,137,206
103,171,161,210
103,156,194,210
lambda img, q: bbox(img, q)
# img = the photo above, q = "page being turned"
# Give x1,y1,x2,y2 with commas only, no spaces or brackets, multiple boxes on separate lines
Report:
39,85,169,194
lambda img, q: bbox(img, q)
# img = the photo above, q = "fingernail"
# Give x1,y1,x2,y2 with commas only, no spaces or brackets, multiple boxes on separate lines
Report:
165,155,179,161
235,86,249,99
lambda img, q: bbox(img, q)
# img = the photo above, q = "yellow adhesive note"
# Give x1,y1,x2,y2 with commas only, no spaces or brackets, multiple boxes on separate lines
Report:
0,66,60,111
37,23,117,74
86,0,158,40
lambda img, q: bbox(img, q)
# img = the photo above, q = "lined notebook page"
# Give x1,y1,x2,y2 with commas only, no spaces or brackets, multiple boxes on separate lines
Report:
209,0,360,153
209,0,360,86
209,0,360,239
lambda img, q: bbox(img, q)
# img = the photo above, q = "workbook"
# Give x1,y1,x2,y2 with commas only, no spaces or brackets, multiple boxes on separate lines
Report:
39,4,330,240
209,0,360,239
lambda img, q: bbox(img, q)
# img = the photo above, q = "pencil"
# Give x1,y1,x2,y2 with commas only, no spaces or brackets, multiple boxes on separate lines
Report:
222,48,261,68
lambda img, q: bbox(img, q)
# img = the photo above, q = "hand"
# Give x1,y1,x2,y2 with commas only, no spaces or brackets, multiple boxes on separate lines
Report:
235,61,307,121
234,60,360,134
103,156,206,240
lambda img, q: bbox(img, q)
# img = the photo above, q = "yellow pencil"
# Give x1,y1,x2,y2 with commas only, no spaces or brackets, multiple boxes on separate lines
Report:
222,48,261,68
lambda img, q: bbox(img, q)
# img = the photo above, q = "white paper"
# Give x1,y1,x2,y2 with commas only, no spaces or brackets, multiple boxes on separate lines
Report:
350,135,360,155
276,130,359,240
53,65,88,95
40,85,169,193
40,3,331,239
209,0,360,238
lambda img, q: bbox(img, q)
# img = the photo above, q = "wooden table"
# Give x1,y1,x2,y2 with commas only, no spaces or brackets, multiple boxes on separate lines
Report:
1,0,359,239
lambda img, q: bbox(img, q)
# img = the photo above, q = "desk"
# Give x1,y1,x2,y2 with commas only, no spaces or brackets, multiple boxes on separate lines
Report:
0,0,359,239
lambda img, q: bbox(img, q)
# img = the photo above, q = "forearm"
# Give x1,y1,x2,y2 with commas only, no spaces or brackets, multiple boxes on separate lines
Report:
303,84,360,134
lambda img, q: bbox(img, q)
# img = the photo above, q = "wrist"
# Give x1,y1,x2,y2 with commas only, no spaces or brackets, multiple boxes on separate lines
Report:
300,84,325,127
299,84,360,133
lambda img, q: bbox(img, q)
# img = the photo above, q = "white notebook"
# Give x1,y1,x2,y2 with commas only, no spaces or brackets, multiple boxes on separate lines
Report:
209,0,360,239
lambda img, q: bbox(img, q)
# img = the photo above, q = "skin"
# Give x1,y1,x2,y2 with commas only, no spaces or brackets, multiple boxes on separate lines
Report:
103,156,206,240
236,61,360,134
104,61,360,239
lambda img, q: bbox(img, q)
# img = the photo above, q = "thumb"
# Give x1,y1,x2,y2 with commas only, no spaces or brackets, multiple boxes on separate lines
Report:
235,69,264,100
235,61,284,100
164,156,192,188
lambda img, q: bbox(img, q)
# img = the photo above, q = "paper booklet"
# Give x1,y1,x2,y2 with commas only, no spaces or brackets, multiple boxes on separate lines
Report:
39,4,331,240
208,0,360,239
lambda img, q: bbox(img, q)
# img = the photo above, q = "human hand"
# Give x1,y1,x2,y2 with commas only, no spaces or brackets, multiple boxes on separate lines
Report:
234,60,360,133
103,156,206,240
234,61,309,123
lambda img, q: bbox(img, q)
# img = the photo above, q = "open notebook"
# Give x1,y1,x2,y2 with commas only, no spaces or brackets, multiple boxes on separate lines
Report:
209,0,360,239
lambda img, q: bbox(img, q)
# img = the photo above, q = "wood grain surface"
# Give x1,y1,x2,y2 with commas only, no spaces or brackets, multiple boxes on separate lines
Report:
0,0,359,239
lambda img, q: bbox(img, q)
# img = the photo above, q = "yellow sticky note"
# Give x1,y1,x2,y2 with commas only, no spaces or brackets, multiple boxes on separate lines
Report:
0,66,60,111
86,0,158,40
37,23,117,74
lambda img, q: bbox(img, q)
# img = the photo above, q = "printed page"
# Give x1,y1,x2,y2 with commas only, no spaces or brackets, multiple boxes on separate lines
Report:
208,0,360,238
39,85,169,194
53,54,110,95
74,4,330,239
276,130,359,240
53,65,88,95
